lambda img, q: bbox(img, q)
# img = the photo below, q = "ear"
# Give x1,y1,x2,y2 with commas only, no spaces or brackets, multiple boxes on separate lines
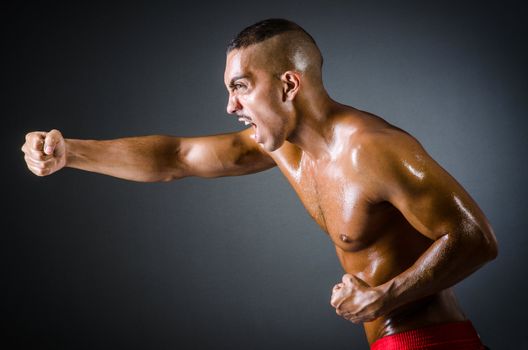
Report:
280,71,301,102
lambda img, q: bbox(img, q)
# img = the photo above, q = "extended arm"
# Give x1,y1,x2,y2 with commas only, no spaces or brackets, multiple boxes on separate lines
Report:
22,128,275,181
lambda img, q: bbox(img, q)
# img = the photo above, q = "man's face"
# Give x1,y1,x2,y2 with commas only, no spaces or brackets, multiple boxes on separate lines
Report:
224,48,293,151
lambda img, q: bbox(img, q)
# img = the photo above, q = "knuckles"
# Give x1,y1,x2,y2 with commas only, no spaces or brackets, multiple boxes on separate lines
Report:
26,132,42,143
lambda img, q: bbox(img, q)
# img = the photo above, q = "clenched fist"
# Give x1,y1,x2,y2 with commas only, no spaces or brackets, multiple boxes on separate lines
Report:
21,129,66,176
330,274,388,324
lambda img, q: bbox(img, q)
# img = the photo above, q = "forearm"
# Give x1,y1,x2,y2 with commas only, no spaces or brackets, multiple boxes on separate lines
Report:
65,136,184,182
378,231,497,313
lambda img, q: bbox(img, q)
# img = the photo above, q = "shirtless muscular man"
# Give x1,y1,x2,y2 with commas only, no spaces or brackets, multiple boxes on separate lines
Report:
21,19,497,349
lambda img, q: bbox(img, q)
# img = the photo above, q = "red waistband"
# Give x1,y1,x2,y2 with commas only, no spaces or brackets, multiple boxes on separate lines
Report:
370,320,485,350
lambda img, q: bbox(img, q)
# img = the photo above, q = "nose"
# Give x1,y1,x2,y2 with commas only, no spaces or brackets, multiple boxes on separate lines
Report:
226,94,242,115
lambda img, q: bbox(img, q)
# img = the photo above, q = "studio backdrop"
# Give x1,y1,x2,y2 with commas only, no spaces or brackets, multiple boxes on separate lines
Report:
3,1,527,349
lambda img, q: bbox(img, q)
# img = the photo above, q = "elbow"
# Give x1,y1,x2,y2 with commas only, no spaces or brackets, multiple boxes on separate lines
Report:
152,135,187,182
156,167,187,182
139,162,186,183
142,162,186,183
485,233,499,262
472,226,499,264
481,223,498,262
452,226,498,268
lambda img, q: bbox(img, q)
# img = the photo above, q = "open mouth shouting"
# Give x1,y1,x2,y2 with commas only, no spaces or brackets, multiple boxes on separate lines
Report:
238,117,258,140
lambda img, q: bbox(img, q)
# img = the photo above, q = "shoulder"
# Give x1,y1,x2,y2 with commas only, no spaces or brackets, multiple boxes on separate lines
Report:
350,123,460,207
356,126,425,164
343,112,426,171
342,115,437,195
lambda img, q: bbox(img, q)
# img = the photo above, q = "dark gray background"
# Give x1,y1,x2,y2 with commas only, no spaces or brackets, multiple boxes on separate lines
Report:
3,1,527,349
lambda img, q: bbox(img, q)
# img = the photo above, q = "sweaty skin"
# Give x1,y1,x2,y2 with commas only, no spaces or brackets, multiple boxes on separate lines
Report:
270,108,495,343
21,32,497,345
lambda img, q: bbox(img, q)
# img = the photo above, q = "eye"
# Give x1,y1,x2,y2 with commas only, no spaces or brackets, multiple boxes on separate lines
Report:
233,83,246,91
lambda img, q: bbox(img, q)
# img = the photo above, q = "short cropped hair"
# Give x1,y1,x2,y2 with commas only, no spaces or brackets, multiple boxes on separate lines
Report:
227,18,319,54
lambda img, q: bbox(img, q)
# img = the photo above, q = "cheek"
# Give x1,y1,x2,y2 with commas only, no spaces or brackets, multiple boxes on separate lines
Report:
244,93,256,107
245,88,287,133
254,86,282,109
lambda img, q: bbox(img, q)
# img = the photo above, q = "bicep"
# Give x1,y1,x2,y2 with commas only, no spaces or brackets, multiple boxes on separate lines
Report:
378,136,493,241
177,128,276,178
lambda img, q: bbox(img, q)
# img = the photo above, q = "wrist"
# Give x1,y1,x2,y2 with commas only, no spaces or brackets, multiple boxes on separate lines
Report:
376,279,401,315
64,138,83,168
64,139,73,167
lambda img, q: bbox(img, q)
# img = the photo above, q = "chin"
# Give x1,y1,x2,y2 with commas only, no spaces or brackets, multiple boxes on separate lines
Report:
258,126,288,152
263,136,286,152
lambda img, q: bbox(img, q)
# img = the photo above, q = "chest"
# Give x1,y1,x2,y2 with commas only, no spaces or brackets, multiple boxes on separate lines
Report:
273,152,391,251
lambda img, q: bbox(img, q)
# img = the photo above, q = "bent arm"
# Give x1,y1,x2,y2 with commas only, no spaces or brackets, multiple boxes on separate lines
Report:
371,132,498,314
66,128,275,182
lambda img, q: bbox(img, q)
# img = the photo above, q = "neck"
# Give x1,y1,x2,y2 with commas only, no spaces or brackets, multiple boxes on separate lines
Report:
287,89,341,159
